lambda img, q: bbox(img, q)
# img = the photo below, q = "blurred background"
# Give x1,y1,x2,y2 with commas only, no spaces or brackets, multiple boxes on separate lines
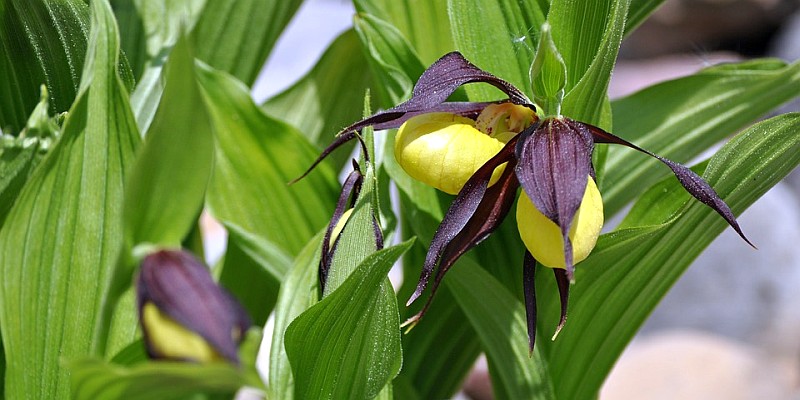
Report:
246,0,800,398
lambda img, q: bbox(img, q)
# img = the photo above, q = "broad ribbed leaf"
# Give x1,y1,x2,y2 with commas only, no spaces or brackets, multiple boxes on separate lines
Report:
447,0,547,101
284,240,412,400
110,0,147,79
604,59,800,215
129,0,205,132
193,0,302,85
68,329,263,400
354,13,426,106
269,233,321,400
447,259,556,400
0,0,140,397
537,113,800,399
262,29,372,163
198,63,338,326
122,33,212,256
198,62,339,259
354,0,454,64
0,0,91,131
554,0,629,125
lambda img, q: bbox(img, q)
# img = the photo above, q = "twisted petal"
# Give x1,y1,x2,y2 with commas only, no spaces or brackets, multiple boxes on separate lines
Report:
523,252,537,354
586,124,754,247
514,118,595,279
404,135,521,324
296,51,535,181
320,160,363,290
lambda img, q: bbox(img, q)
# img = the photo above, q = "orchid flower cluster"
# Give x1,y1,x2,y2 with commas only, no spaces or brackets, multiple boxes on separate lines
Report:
305,51,751,351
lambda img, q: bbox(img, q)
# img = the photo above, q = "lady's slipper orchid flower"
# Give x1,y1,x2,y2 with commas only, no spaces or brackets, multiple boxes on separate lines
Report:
136,249,251,364
300,52,751,351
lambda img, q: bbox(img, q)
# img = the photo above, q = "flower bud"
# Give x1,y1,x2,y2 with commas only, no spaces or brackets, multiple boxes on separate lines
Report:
395,113,508,194
516,177,604,268
137,249,251,364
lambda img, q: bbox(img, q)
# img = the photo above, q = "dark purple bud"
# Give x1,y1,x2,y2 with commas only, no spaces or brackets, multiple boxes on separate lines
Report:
137,249,251,364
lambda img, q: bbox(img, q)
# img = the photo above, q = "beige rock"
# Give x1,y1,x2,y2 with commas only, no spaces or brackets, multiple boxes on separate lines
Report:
601,330,799,400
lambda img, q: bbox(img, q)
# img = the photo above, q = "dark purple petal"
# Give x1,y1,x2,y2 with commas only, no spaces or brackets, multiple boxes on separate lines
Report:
137,250,251,363
407,135,522,306
409,163,520,321
587,124,754,247
514,118,595,278
296,52,534,181
319,161,363,291
552,268,570,339
523,251,537,354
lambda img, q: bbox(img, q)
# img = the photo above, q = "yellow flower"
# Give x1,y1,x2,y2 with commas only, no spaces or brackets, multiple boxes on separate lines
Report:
517,176,603,268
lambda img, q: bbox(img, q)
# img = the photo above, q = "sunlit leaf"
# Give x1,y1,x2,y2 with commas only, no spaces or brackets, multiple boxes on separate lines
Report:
0,1,140,397
122,33,212,257
69,329,264,400
537,113,800,399
193,0,302,85
353,0,455,64
447,259,556,400
553,0,629,126
129,0,205,132
285,240,412,400
0,0,132,131
447,0,546,101
262,29,372,164
604,59,800,214
269,233,322,400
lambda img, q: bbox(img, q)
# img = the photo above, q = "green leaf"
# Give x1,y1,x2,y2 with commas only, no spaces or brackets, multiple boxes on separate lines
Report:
353,0,455,64
0,87,58,227
122,32,212,257
198,62,340,258
447,259,556,400
216,222,292,325
447,0,547,101
128,0,205,132
604,59,800,215
69,329,264,400
0,0,88,131
110,0,147,79
626,0,666,36
0,0,141,397
284,240,413,400
192,0,302,86
537,113,800,399
269,233,322,400
553,0,629,126
353,13,426,106
262,29,372,155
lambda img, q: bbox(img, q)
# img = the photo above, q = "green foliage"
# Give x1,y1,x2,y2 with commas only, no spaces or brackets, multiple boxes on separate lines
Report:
0,0,797,398
0,1,139,397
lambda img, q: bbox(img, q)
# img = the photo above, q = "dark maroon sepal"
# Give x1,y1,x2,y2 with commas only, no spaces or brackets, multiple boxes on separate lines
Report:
523,252,537,355
407,135,522,307
586,124,754,247
515,118,595,278
137,250,251,364
552,268,570,339
319,161,363,291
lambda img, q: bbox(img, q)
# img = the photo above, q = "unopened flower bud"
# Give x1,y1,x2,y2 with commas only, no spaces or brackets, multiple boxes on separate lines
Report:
137,249,251,364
